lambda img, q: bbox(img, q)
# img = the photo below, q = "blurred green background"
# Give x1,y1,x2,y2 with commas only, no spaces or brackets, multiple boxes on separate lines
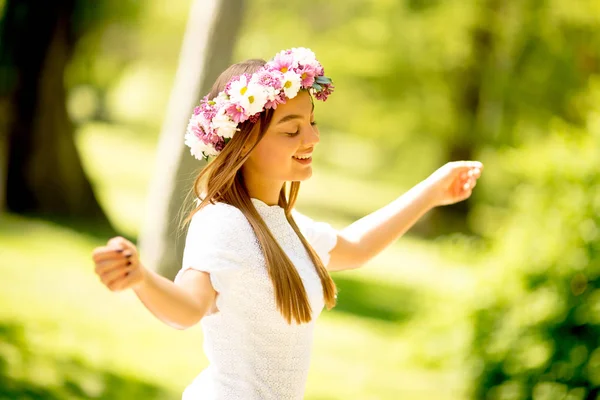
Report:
1,0,600,399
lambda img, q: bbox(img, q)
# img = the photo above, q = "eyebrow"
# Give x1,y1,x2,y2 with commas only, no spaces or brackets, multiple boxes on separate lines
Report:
275,103,315,125
276,114,304,125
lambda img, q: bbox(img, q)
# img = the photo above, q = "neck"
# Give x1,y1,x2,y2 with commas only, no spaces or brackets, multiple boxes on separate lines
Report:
242,173,283,206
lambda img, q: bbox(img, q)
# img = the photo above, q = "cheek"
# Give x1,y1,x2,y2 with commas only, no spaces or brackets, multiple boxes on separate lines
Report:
255,139,294,165
246,141,294,173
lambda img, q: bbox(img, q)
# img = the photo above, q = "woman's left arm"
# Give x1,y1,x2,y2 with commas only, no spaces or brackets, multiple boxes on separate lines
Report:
327,161,483,272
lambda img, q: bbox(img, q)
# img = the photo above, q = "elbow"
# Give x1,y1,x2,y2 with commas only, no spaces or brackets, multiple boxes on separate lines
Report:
172,323,193,330
166,308,205,330
328,257,366,272
169,317,201,330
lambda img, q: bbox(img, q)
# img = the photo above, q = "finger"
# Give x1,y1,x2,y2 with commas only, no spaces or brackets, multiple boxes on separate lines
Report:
453,161,483,171
98,259,131,279
92,248,132,264
469,168,482,179
92,246,122,259
95,258,126,275
107,236,137,252
107,275,128,291
464,161,483,169
106,265,134,289
111,272,138,291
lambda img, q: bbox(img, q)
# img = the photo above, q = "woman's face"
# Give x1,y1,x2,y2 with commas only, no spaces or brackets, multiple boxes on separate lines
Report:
242,90,319,186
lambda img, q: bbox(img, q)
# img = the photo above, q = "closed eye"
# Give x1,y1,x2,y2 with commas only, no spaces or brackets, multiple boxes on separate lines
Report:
285,121,317,136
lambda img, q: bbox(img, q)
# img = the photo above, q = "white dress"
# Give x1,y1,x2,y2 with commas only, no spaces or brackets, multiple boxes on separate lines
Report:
174,198,338,400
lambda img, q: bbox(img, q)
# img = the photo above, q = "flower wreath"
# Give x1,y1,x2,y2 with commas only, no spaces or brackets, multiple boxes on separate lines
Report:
184,47,334,161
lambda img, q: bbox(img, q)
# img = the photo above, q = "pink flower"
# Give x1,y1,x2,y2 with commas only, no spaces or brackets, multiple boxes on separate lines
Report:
225,103,246,123
270,52,295,73
264,93,287,110
198,96,217,121
316,63,324,76
201,107,217,123
297,64,317,87
255,69,283,89
191,124,204,139
192,124,214,146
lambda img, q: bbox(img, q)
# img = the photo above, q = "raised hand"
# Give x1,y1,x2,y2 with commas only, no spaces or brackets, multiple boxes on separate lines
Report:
92,236,146,292
425,161,484,206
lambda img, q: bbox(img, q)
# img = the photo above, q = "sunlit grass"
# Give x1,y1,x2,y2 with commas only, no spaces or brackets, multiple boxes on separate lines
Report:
0,212,471,399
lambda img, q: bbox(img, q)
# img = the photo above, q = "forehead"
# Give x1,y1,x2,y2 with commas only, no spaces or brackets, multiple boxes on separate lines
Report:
272,91,313,121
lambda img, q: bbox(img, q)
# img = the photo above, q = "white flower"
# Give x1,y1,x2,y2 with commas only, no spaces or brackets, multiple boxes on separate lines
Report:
214,91,229,107
282,71,302,99
211,109,238,139
184,131,213,160
264,86,278,101
228,75,249,105
243,83,268,115
203,144,219,157
292,47,317,66
228,75,269,116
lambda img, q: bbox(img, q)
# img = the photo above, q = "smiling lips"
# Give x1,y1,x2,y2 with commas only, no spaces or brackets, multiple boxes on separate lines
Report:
293,153,312,160
292,153,312,164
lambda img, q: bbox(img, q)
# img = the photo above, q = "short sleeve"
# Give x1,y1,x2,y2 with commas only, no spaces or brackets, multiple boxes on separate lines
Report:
174,203,253,292
291,209,338,267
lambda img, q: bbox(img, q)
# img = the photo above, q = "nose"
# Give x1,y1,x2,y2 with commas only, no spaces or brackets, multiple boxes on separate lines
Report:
302,123,320,147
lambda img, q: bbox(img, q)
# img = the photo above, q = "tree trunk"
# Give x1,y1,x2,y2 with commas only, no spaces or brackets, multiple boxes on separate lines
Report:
138,0,246,279
1,0,111,228
432,0,500,233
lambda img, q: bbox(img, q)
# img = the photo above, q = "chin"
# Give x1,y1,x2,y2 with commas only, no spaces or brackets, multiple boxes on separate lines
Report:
281,167,313,182
294,167,313,182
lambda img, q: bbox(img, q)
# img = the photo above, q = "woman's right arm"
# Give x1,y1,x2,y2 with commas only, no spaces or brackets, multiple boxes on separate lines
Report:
92,237,216,330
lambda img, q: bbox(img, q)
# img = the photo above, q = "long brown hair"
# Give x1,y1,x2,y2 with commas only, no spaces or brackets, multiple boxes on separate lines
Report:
184,59,337,324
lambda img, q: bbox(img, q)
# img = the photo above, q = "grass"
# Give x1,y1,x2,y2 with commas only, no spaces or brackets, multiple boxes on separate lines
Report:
0,122,482,399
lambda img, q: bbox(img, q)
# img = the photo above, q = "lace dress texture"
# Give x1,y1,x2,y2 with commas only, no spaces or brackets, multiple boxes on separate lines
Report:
174,198,338,400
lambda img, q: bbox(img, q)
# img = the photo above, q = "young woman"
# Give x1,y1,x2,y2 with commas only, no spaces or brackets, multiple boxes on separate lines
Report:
92,48,483,399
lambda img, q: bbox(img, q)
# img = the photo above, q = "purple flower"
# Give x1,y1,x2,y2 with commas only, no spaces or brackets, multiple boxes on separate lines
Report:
214,138,226,152
193,106,202,116
248,113,260,124
315,83,334,101
209,132,222,145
